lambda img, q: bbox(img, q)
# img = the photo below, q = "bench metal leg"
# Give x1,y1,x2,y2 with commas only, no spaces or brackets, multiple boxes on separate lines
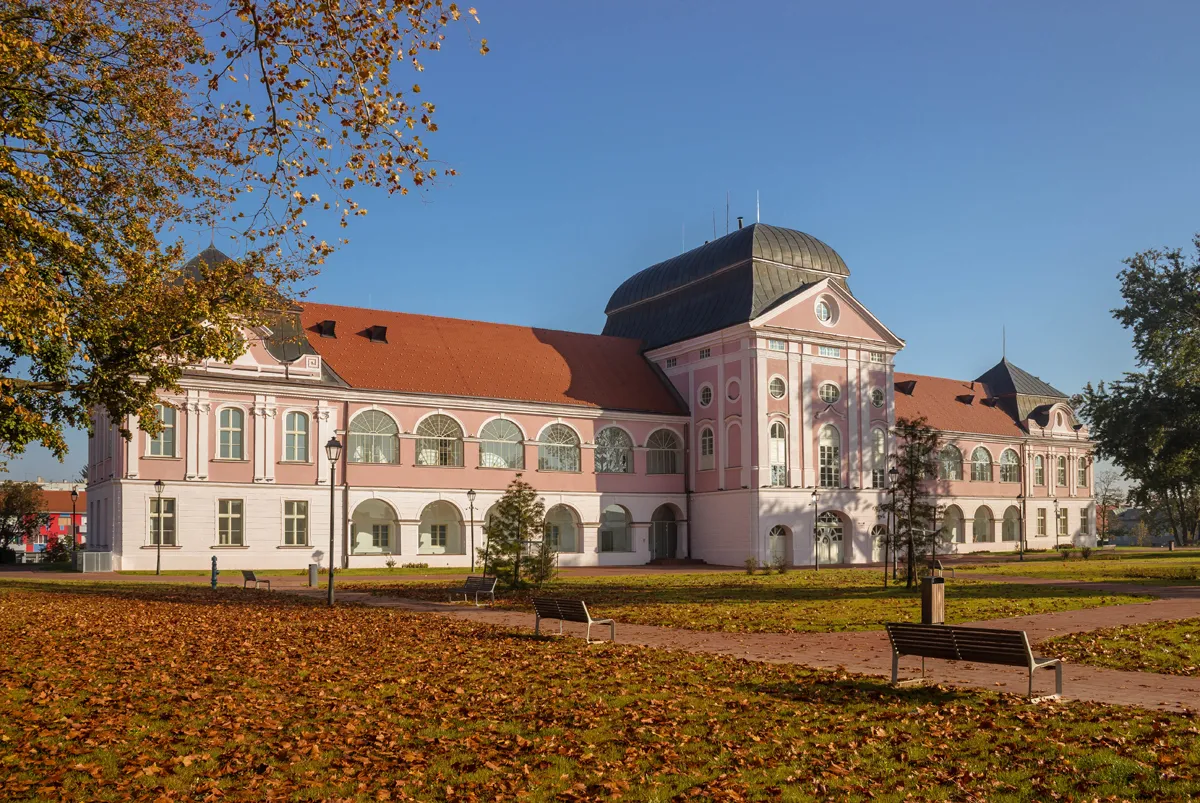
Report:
1028,663,1063,703
891,652,898,684
535,614,541,636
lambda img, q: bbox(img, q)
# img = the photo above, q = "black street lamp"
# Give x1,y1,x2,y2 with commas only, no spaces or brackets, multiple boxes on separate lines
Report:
467,489,477,572
70,486,79,554
811,489,820,571
888,466,899,582
153,479,165,576
1054,498,1061,549
325,436,343,606
1017,492,1025,562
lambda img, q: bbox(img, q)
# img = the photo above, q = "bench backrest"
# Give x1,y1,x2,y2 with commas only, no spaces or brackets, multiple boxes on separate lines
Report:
532,597,591,624
241,570,257,580
886,623,1032,668
462,576,497,592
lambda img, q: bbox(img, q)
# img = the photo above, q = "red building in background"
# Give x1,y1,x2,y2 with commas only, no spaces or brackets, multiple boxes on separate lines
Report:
20,488,87,555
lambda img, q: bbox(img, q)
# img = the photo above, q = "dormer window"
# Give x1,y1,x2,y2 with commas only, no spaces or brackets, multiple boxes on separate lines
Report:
365,325,387,343
316,320,337,338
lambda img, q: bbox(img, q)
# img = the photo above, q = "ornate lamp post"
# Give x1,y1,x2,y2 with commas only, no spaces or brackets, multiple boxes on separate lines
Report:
325,436,343,606
467,489,477,572
153,479,165,576
70,486,79,553
811,489,820,571
888,466,899,581
1053,498,1061,549
1017,492,1025,562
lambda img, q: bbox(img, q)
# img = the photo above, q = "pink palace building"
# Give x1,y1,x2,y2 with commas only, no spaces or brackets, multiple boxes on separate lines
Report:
84,223,1096,571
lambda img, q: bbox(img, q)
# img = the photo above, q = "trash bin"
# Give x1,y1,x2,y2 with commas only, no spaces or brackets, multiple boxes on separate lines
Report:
922,576,945,625
308,563,319,587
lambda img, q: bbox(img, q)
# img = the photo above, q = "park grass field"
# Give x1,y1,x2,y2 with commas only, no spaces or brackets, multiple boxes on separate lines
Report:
1,580,1198,802
956,553,1200,585
1042,618,1200,677
344,569,1145,634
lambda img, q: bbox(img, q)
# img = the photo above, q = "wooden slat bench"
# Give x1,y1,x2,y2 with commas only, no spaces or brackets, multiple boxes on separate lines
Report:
532,597,615,644
241,570,270,590
447,575,498,607
885,622,1063,701
932,559,955,578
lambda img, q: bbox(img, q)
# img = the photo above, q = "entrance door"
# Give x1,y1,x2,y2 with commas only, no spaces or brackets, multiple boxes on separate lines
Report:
650,505,678,560
816,512,845,564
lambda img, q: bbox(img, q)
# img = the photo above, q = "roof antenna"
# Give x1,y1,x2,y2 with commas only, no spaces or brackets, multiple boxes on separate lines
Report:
756,190,761,223
712,209,717,240
681,223,685,253
1002,325,1006,360
726,191,730,234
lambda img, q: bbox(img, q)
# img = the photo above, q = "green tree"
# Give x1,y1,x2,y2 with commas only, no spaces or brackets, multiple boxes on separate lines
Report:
1,0,485,464
878,416,944,589
0,481,49,552
480,475,545,589
1081,237,1200,546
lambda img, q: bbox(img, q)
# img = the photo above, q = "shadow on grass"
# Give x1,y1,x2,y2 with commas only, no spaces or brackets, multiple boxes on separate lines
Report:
0,579,325,609
741,677,968,707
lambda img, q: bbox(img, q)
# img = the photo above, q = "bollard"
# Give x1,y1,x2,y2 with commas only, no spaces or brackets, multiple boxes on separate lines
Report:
921,576,945,624
211,556,218,590
308,563,319,588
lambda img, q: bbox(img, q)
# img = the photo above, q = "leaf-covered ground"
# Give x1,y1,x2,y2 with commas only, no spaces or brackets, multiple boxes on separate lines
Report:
2,581,1200,802
1042,619,1200,677
344,571,1143,633
956,555,1200,585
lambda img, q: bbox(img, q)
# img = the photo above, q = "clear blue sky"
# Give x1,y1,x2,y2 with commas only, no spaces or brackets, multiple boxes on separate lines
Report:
13,0,1200,480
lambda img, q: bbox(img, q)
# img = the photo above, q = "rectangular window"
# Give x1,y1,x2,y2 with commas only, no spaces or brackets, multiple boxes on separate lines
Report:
430,524,447,548
149,404,176,457
698,348,711,360
371,524,390,550
1037,509,1047,536
218,499,244,546
819,444,840,488
1080,509,1089,535
869,352,885,364
1077,461,1088,488
599,528,632,552
767,338,787,352
284,501,308,546
58,515,70,530
664,357,677,369
284,412,309,462
1058,509,1069,537
149,498,176,546
219,408,245,460
818,346,841,358
1056,458,1067,486
872,468,885,489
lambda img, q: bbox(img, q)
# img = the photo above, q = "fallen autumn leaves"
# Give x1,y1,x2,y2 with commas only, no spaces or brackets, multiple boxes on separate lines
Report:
1,581,1198,801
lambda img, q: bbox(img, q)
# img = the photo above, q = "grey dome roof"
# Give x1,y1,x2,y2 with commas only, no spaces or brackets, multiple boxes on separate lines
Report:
602,223,851,350
182,246,235,279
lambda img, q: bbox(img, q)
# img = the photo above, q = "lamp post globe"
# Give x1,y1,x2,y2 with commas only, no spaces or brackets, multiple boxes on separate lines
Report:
325,437,343,606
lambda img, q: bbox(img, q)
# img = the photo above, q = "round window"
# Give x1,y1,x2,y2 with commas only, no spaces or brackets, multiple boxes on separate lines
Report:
870,388,885,408
769,377,786,399
818,382,841,404
815,299,833,324
727,380,741,401
699,386,712,407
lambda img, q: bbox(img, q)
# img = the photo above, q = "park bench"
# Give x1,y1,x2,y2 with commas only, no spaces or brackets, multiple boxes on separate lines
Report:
447,575,498,607
241,570,271,590
885,622,1063,701
931,559,955,578
532,597,615,644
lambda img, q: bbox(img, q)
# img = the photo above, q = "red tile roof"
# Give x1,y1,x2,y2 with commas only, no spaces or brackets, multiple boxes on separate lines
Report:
894,372,1024,438
41,490,85,513
299,303,686,415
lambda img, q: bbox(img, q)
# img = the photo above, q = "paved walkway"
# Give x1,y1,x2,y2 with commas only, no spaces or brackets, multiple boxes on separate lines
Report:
282,579,1200,713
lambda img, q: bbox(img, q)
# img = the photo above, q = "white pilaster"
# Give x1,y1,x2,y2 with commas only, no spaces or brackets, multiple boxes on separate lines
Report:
801,353,814,487
252,395,267,482
263,399,277,483
740,347,751,488
125,413,139,479
196,399,210,481
847,356,860,489
754,347,768,488
787,351,801,487
716,353,726,490
185,390,199,481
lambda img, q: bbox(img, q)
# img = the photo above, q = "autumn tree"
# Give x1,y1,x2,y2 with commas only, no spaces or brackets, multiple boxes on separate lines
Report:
877,416,944,589
1081,237,1200,545
1093,468,1125,544
0,481,48,553
1,0,485,465
481,475,545,589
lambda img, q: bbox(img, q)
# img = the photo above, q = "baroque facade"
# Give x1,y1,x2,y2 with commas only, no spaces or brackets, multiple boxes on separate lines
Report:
86,223,1094,570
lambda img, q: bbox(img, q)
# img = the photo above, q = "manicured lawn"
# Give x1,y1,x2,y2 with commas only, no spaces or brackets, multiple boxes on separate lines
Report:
2,581,1199,801
956,555,1200,585
344,570,1145,633
118,566,468,578
1042,619,1200,677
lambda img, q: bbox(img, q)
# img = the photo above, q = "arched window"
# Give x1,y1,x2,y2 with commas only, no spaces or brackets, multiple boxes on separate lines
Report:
544,505,580,552
284,411,309,462
1034,454,1045,485
594,427,633,474
818,425,841,488
218,407,244,460
972,506,993,542
939,445,963,481
871,427,887,488
478,419,523,469
768,421,787,487
538,424,580,473
418,501,462,554
599,505,631,552
148,403,176,457
769,524,791,565
943,506,965,544
1002,506,1021,542
348,410,399,464
698,427,715,471
970,447,992,482
350,499,398,555
999,449,1020,483
415,414,464,466
1056,456,1067,486
646,429,682,475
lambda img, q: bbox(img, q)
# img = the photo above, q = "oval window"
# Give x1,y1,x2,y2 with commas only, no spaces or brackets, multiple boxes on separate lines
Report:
769,377,786,399
815,300,832,323
819,382,841,404
727,380,741,402
699,386,713,407
870,388,885,408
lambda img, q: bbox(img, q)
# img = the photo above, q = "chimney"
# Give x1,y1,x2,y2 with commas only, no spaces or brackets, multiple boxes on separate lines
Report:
737,216,744,230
